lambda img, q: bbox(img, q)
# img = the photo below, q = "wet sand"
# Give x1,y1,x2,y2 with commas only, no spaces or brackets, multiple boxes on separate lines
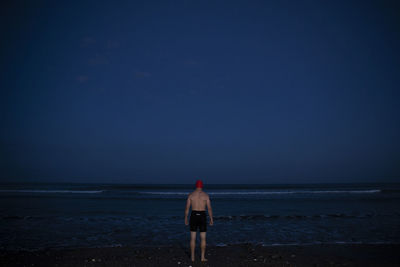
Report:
1,243,399,266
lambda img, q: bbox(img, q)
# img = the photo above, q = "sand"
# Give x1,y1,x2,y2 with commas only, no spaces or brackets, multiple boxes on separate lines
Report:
1,243,399,266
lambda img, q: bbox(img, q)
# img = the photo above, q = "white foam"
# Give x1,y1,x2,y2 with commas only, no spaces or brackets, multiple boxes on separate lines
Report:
0,190,103,194
261,241,397,246
139,190,381,195
140,191,189,195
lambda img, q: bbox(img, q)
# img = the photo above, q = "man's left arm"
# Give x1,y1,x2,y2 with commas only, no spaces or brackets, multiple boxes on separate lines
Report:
206,197,213,226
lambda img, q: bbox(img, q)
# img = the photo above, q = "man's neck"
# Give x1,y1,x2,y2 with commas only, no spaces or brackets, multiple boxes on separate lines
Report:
195,188,203,192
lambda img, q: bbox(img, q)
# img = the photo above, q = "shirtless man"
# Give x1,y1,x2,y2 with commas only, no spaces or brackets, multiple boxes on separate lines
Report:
184,180,213,262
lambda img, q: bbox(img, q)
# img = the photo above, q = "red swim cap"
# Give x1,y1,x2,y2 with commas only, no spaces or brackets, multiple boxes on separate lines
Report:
195,180,203,188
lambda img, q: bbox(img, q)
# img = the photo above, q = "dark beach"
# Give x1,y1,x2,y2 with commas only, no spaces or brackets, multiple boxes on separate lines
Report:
1,243,399,267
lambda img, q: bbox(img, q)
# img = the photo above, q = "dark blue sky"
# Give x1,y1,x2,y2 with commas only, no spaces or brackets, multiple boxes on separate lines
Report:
1,0,399,184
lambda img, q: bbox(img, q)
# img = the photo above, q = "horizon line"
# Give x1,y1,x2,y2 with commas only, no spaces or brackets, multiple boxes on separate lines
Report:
0,180,399,185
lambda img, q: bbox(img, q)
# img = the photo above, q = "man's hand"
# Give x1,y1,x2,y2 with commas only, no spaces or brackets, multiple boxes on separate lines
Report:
209,218,214,226
185,217,188,225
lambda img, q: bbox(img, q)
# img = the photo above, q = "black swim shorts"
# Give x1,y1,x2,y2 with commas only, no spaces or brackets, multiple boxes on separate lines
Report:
189,210,207,232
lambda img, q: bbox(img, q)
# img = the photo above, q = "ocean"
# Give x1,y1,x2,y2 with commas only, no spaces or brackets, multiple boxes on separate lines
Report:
1,182,399,251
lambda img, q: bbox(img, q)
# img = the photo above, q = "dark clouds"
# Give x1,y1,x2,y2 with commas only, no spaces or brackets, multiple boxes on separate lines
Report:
1,0,399,184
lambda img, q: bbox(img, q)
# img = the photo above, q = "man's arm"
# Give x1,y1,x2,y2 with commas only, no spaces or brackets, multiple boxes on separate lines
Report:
206,197,213,226
184,195,191,225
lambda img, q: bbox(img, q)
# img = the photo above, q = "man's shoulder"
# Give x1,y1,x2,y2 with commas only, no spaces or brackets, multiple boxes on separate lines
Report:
201,191,210,198
188,191,197,197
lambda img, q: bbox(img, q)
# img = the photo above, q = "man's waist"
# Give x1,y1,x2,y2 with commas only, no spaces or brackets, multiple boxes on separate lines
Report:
191,210,206,213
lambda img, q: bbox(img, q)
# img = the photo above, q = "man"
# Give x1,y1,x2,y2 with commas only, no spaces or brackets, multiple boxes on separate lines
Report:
184,180,213,262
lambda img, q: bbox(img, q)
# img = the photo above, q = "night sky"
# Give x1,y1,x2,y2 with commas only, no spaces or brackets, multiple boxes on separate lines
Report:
1,0,399,184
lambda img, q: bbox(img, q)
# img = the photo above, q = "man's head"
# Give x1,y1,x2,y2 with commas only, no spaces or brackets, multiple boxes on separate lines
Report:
195,180,203,189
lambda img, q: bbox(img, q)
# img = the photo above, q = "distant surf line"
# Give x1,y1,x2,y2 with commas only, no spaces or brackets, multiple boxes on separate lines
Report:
138,189,381,195
0,189,382,195
0,190,103,194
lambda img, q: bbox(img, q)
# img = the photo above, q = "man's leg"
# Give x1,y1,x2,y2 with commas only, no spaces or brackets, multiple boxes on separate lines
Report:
190,231,196,261
200,232,207,261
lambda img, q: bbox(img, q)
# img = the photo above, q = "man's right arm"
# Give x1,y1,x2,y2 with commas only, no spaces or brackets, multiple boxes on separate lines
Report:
184,195,191,225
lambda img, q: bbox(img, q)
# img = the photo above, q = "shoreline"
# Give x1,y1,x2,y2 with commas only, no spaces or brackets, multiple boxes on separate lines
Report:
1,243,399,266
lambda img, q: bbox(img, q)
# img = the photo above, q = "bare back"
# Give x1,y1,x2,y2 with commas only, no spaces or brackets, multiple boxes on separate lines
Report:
188,190,209,211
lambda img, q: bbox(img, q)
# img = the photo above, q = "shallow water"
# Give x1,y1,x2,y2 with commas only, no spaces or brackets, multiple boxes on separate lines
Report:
1,183,399,250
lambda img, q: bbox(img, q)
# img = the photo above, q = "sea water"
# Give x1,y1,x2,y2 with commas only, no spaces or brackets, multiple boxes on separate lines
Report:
0,183,399,250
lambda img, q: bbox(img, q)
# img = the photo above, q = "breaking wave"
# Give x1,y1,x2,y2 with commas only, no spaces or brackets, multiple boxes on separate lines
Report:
138,190,381,195
0,190,103,194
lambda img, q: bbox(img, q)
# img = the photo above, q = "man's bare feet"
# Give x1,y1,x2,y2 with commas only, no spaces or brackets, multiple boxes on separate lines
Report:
201,258,208,262
191,256,195,262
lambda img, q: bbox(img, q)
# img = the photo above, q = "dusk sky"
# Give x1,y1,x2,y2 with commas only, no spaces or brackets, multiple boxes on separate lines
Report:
1,0,399,184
